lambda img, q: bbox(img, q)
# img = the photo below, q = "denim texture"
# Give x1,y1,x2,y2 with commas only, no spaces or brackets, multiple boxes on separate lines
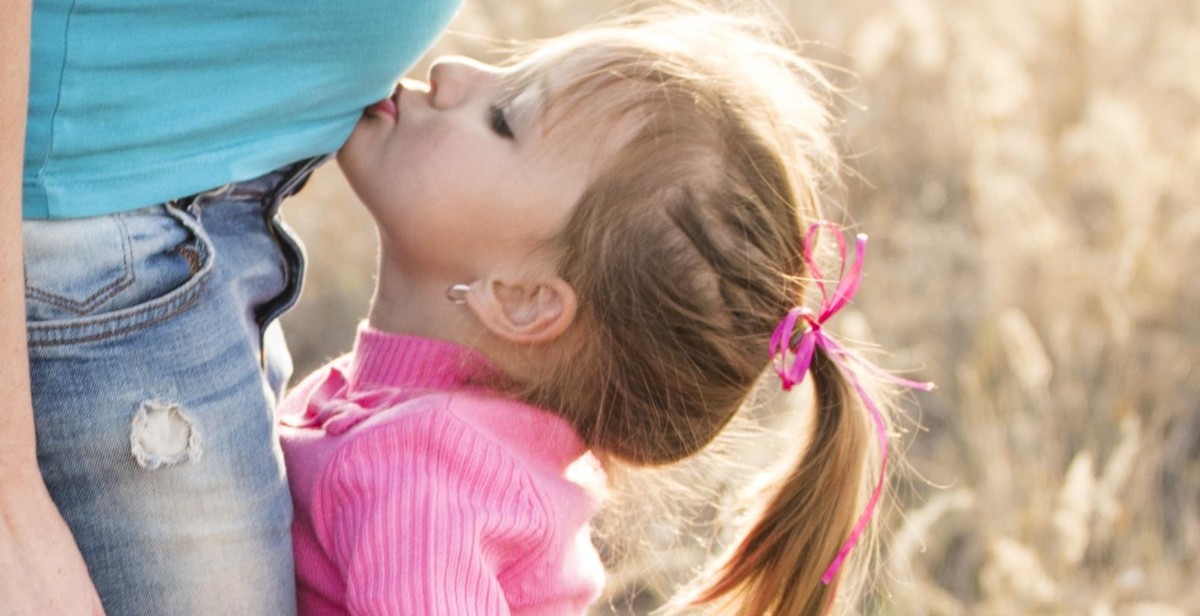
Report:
22,157,326,615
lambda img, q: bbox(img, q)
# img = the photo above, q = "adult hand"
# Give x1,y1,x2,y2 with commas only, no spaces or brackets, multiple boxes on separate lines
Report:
2,1,104,613
0,471,106,616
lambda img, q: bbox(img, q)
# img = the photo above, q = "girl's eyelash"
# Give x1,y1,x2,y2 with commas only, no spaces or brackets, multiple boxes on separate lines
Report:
489,105,514,139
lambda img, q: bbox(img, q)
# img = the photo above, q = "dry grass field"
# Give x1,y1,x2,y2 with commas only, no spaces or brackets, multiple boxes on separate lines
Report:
281,0,1199,613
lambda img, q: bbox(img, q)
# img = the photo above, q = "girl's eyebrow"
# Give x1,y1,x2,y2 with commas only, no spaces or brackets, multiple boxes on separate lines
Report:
507,75,549,138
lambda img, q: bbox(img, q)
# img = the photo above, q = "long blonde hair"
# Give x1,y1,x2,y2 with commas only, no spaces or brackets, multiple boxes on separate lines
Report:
506,5,901,614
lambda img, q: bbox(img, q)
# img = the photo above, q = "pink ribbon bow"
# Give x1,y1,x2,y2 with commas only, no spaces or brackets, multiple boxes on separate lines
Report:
768,222,935,585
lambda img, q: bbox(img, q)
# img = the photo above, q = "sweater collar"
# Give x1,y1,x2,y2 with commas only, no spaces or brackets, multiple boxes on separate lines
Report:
348,322,501,393
282,324,506,435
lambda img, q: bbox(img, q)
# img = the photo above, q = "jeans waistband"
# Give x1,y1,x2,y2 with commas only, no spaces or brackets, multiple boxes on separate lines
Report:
178,154,332,211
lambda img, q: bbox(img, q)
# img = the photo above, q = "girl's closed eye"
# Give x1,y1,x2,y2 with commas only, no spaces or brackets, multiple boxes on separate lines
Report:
489,104,514,140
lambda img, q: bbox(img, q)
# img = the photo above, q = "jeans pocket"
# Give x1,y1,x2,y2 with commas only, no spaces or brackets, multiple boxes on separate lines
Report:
24,205,214,346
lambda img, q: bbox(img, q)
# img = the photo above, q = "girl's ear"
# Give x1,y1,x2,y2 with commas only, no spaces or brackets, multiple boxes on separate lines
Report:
465,276,578,345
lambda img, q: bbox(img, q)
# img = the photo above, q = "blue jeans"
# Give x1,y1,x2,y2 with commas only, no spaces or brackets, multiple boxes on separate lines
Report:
23,157,326,615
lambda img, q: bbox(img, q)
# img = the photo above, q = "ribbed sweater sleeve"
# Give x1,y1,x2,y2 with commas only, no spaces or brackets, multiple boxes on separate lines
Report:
315,403,553,615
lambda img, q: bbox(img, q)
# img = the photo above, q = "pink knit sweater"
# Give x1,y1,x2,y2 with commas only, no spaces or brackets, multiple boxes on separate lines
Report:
278,325,606,615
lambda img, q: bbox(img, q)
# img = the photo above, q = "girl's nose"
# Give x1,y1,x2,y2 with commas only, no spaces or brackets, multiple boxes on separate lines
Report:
428,57,502,110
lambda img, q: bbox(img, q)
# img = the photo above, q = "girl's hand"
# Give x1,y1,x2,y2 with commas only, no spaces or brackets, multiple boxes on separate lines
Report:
0,471,106,616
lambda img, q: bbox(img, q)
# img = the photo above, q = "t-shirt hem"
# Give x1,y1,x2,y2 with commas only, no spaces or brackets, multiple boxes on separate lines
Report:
22,122,354,220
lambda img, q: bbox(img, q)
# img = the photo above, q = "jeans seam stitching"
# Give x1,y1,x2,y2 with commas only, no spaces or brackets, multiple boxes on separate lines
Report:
24,215,137,315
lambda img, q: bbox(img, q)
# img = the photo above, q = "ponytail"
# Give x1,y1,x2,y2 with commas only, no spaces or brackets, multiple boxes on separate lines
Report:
686,224,932,615
691,346,873,615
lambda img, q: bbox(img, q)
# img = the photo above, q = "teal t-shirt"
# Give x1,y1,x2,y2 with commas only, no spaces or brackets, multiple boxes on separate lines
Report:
24,0,462,219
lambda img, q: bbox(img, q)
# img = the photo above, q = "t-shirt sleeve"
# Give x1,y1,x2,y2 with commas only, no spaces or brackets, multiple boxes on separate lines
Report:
316,409,552,615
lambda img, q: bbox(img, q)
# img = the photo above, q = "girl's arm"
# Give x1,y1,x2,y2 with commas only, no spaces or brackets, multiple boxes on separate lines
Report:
0,3,105,613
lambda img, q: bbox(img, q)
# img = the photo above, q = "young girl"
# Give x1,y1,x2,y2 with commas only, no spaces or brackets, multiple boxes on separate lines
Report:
279,6,931,615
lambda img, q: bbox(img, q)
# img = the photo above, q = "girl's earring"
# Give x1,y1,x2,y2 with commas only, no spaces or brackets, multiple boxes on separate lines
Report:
445,284,471,305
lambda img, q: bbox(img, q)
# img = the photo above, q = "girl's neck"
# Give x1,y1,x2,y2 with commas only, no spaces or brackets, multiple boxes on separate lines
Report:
366,243,554,385
366,256,481,346
366,275,543,385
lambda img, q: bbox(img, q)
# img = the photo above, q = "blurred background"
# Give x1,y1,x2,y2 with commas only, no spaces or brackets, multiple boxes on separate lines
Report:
280,0,1199,613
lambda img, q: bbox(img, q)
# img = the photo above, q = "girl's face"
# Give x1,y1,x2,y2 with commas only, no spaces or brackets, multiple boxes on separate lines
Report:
338,56,613,282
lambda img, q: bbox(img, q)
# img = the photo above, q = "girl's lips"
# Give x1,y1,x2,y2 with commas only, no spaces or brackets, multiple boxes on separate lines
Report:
367,97,398,120
367,86,401,120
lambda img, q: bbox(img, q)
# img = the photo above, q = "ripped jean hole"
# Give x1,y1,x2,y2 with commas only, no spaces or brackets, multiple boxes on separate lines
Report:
130,400,203,469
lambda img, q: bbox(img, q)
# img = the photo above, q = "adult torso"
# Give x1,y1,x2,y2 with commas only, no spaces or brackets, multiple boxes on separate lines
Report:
24,0,462,218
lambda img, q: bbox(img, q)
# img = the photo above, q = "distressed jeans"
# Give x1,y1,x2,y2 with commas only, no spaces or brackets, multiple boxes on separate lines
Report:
22,157,326,615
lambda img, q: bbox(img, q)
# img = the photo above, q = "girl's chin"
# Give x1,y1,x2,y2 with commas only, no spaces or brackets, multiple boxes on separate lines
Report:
338,124,375,164
334,141,354,165
333,139,372,193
